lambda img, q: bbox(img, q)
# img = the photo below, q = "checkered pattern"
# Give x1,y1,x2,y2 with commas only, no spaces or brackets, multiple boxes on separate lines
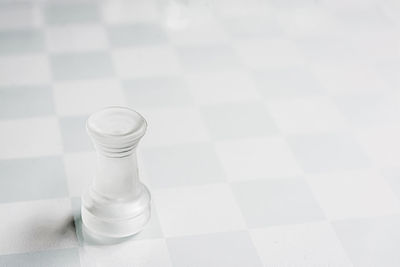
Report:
1,0,400,266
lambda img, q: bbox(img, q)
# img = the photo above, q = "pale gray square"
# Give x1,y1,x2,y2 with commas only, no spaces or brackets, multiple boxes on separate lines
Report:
0,29,44,54
50,52,114,80
0,156,68,203
167,231,263,267
0,248,80,267
268,0,316,8
59,116,92,152
108,23,168,47
201,102,278,139
333,215,400,267
0,85,54,119
376,61,400,89
124,76,193,108
44,2,100,24
295,37,356,63
253,68,323,98
231,179,324,228
287,133,370,173
223,16,283,40
142,143,225,188
133,202,164,240
176,45,241,72
334,93,387,126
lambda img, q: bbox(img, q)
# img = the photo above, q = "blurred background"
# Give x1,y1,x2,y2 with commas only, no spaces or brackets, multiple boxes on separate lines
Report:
1,0,400,266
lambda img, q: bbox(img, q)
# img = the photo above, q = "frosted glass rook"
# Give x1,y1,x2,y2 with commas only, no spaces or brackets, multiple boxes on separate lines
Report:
81,107,151,242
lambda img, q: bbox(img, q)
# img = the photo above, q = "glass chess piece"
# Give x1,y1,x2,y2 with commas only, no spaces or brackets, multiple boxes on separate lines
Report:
81,107,151,243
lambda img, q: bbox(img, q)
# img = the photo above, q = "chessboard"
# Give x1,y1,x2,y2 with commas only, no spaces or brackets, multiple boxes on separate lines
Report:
1,0,400,266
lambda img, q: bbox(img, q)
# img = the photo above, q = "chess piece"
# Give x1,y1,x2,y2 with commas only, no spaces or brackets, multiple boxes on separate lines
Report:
81,107,151,242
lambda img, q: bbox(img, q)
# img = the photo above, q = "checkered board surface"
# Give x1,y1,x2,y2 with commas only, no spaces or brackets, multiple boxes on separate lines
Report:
1,0,400,266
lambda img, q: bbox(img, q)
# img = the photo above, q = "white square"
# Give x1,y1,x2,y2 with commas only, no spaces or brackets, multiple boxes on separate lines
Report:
384,1,400,26
154,184,246,237
266,96,347,134
350,31,400,62
250,222,352,266
0,54,50,86
215,137,303,181
139,107,209,147
337,91,400,127
355,126,400,167
64,152,96,197
306,169,400,220
268,0,316,8
377,60,400,90
79,239,172,267
234,39,305,70
186,71,261,105
101,0,159,24
45,24,108,53
167,231,263,267
112,46,182,79
0,117,63,159
312,61,390,95
333,5,392,30
0,199,78,255
214,0,272,18
253,67,323,98
54,79,126,116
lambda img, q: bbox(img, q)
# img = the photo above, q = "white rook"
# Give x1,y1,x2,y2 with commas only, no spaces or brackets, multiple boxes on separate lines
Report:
82,106,151,242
